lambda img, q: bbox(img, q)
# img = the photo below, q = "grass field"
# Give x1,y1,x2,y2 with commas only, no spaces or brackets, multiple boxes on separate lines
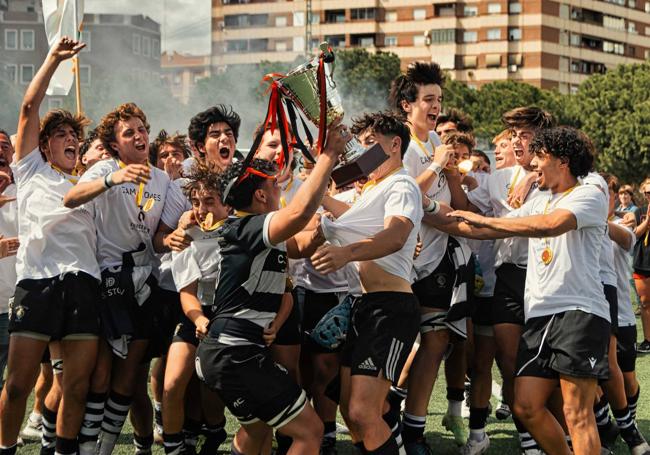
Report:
15,320,650,454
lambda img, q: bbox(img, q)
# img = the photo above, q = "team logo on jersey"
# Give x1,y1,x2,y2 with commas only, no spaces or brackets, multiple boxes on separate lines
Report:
588,357,597,369
105,277,116,287
13,304,26,322
434,273,447,287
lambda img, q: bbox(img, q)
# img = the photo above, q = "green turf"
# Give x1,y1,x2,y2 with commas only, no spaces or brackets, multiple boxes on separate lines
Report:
15,319,650,454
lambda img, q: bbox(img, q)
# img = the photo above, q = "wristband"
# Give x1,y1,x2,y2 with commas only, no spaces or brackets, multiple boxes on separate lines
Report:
424,198,440,214
427,162,443,175
103,172,115,189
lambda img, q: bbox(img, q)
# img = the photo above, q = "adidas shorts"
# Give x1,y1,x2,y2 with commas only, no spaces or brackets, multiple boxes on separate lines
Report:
196,339,306,428
492,264,526,326
340,292,419,385
616,325,637,373
516,310,610,380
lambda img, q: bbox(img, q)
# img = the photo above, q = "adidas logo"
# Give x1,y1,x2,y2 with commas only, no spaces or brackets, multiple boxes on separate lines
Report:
588,357,597,369
358,357,377,371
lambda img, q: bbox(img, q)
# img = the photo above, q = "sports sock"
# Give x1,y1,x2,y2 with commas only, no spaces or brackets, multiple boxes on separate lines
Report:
183,418,201,452
133,433,153,455
0,445,17,455
54,437,77,455
323,421,337,439
97,391,132,455
514,417,540,451
401,413,425,443
163,432,184,455
365,436,399,455
78,391,106,455
628,386,640,420
594,395,612,429
468,407,489,441
41,405,57,454
446,387,465,417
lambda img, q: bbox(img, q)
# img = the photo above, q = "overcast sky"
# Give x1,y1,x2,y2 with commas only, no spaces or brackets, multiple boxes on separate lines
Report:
85,0,210,55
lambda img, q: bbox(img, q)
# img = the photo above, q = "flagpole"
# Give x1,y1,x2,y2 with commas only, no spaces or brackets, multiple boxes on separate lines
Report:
73,0,82,115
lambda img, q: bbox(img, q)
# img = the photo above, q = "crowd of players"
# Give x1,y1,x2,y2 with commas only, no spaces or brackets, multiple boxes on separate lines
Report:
1,36,650,455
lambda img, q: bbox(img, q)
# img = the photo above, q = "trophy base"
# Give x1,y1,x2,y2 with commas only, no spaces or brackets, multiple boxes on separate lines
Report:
331,143,388,188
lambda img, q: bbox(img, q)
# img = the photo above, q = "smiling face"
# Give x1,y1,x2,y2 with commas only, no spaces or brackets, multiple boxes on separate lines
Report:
41,123,80,173
494,138,516,170
190,186,229,226
201,122,236,170
530,150,566,192
111,117,149,164
511,127,536,169
618,190,632,208
402,83,442,135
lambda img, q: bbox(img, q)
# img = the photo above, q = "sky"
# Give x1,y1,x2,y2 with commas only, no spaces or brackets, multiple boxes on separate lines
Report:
85,0,210,55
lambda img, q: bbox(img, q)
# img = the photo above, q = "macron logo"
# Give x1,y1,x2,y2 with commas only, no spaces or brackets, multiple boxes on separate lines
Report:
358,357,377,371
588,357,597,369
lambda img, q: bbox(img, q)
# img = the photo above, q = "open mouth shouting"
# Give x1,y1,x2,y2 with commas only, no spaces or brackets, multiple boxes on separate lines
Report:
64,145,77,161
219,146,231,160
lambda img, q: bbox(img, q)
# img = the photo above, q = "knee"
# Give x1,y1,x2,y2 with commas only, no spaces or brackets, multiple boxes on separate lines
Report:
2,378,31,402
162,381,185,405
347,401,379,432
513,398,539,423
64,376,90,401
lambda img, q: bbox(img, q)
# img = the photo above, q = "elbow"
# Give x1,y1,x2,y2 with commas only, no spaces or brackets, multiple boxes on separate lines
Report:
62,195,79,209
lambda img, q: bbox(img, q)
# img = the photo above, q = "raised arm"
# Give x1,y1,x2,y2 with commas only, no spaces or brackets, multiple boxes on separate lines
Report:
449,208,577,238
267,122,346,246
15,37,85,162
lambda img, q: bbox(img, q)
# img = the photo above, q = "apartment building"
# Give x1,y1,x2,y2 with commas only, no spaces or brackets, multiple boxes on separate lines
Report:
211,0,650,93
161,51,211,104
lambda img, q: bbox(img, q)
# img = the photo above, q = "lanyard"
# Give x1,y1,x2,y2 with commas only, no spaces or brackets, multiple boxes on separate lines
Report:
280,174,294,208
361,166,403,194
117,159,154,211
507,166,522,198
543,183,579,215
200,214,226,232
50,164,78,184
234,210,255,218
410,134,431,159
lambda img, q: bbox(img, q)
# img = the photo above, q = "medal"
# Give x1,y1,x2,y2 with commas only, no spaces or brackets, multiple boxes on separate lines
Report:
118,159,155,211
541,247,553,265
200,212,226,232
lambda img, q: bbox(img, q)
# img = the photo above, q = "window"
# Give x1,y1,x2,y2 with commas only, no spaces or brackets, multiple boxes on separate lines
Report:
385,11,397,22
79,64,91,86
226,39,248,52
430,29,456,44
275,15,287,27
508,28,521,40
20,64,34,84
645,49,650,59
413,8,426,20
152,39,160,58
132,34,141,54
463,56,478,68
560,30,569,45
324,10,345,23
603,41,625,54
486,54,501,67
325,35,345,47
359,36,374,47
646,26,650,35
276,41,287,51
646,2,650,12
603,15,625,31
509,2,522,13
310,12,319,24
628,22,637,34
463,30,478,42
559,4,570,19
413,34,425,46
293,11,305,26
508,54,523,65
4,29,17,50
559,56,569,72
570,33,581,46
487,3,502,14
464,5,478,16
5,64,17,82
142,36,151,57
351,8,375,20
20,30,34,50
80,30,91,52
487,28,501,40
293,36,305,51
385,36,397,46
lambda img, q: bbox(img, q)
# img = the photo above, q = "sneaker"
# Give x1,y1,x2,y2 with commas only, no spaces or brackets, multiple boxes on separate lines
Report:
495,402,511,420
405,438,433,455
442,413,468,446
631,441,650,455
460,436,490,455
320,436,337,455
20,416,42,441
637,340,650,354
153,425,163,446
598,421,619,451
521,449,545,455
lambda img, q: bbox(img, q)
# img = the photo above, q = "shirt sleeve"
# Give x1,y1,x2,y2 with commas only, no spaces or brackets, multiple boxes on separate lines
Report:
161,179,191,229
171,247,201,291
558,186,607,230
10,148,46,185
384,178,423,225
402,147,421,180
78,160,113,183
467,174,491,214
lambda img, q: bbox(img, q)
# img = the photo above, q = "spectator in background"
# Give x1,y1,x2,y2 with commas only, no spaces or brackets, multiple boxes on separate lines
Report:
435,108,474,138
633,178,650,353
617,184,642,225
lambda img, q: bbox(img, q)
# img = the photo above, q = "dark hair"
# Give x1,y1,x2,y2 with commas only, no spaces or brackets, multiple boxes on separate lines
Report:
443,131,476,153
149,129,190,165
96,103,149,156
218,158,277,210
188,105,241,146
0,129,10,141
435,108,473,133
529,126,594,179
502,107,555,130
39,109,91,149
183,159,222,199
471,149,490,165
599,172,620,194
350,111,411,157
79,128,99,159
389,62,444,116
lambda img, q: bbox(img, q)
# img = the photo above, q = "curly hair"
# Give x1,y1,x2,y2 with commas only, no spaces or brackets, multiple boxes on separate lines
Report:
39,109,91,148
528,126,594,179
188,105,241,146
149,129,190,165
389,62,444,116
435,108,473,133
502,107,555,130
442,131,476,153
218,158,278,210
182,159,222,199
79,128,99,160
96,103,150,156
350,111,411,157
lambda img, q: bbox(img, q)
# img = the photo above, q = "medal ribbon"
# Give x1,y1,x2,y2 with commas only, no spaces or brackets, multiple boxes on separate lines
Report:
280,174,294,208
116,160,155,212
50,164,78,184
361,166,403,194
410,134,432,160
540,183,580,265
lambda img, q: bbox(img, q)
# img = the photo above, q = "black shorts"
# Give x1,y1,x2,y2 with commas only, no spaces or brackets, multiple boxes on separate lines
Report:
173,305,215,347
196,339,307,428
340,292,419,385
295,287,342,353
472,296,493,328
274,292,301,346
492,264,526,326
603,284,618,336
516,310,610,380
146,288,183,359
9,272,101,340
412,251,455,310
616,325,637,373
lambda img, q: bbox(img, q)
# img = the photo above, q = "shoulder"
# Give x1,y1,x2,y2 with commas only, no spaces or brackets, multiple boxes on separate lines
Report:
428,131,442,147
79,159,116,181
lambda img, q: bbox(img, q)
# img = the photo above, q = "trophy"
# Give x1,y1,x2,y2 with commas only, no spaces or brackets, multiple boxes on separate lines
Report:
275,43,388,188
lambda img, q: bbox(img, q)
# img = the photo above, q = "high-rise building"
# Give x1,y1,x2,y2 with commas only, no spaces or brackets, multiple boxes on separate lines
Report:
211,0,650,93
161,51,211,104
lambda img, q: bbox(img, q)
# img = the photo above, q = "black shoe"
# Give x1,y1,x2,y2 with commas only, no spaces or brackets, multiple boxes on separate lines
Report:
621,424,650,454
198,428,227,455
637,340,650,354
320,436,337,455
495,402,511,420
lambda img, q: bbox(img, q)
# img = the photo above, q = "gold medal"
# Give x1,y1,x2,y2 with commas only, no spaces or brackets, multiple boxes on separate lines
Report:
142,197,155,212
541,247,553,265
200,212,225,232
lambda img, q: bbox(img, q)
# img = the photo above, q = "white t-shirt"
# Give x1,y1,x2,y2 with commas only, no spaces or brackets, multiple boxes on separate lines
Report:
403,131,454,278
468,165,542,268
171,225,221,306
512,184,609,321
612,217,636,327
11,150,99,281
79,159,170,270
161,177,191,229
0,184,18,313
321,168,422,283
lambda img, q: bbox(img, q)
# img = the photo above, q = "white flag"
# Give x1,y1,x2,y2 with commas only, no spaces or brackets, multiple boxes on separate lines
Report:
42,0,84,96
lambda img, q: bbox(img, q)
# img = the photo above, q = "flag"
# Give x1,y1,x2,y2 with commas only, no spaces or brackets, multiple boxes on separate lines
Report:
42,0,85,96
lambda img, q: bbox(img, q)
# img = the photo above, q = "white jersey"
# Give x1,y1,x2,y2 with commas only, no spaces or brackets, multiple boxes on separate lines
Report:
0,184,18,313
11,150,99,281
403,131,453,278
512,184,609,322
171,225,221,306
79,159,170,270
612,217,636,327
321,168,423,283
161,177,191,229
468,165,542,268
